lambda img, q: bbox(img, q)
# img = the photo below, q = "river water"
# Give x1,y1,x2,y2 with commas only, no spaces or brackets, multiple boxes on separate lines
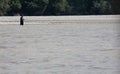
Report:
0,16,120,74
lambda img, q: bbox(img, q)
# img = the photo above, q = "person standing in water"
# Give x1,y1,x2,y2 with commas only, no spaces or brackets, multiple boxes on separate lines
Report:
20,15,24,25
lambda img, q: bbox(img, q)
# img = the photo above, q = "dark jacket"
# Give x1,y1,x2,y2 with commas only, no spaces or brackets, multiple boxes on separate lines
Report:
20,16,24,25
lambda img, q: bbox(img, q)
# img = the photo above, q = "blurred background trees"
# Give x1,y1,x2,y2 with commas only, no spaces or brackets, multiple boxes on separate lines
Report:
8,0,22,15
0,0,120,16
111,0,120,14
20,0,49,15
0,0,10,15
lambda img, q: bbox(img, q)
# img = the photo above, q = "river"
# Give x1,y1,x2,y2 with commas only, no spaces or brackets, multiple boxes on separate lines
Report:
0,16,120,74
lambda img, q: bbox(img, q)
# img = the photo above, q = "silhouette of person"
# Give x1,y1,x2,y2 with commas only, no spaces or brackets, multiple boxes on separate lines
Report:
20,15,24,25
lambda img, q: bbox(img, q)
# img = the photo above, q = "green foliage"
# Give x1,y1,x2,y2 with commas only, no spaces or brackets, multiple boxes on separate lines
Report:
0,0,10,15
53,0,72,15
68,0,93,14
111,0,120,14
9,0,22,15
22,0,49,15
0,0,120,15
92,0,112,14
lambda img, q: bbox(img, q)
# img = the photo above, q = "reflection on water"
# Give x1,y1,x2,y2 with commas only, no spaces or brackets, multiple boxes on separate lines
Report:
0,18,120,74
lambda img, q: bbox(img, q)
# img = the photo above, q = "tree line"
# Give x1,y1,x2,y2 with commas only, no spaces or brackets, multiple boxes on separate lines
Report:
0,0,120,16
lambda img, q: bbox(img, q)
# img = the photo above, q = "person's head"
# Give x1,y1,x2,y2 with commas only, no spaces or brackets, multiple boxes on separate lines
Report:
20,14,23,17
